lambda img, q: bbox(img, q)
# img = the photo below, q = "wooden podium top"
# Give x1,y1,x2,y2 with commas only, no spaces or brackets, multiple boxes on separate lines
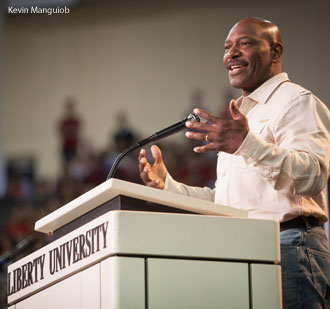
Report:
35,178,247,234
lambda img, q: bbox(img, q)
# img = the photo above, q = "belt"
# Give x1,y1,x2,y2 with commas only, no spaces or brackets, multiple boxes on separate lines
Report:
280,216,320,232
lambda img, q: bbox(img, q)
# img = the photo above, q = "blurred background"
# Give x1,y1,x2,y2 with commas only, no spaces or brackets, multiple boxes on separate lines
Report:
0,0,330,306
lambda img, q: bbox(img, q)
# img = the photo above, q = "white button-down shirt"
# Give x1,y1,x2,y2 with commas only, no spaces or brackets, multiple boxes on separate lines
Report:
165,73,330,223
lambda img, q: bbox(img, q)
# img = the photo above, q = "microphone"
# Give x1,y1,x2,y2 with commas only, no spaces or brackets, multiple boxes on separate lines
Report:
106,113,200,180
134,113,200,147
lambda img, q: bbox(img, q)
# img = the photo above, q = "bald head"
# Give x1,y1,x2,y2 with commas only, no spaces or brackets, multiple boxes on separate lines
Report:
223,17,283,95
235,17,282,47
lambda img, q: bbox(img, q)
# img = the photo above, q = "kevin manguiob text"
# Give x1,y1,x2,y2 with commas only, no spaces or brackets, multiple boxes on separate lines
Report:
8,6,70,16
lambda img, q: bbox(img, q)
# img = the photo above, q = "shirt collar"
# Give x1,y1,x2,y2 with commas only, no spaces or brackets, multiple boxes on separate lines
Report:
242,72,290,105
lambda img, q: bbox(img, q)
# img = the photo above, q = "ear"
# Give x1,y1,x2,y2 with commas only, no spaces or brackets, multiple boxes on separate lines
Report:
271,43,283,63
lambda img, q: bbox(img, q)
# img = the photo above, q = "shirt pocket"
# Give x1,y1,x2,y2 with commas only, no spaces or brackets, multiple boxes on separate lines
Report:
250,121,267,135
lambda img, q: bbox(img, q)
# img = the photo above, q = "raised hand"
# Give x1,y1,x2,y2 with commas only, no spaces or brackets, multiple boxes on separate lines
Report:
185,99,249,153
138,145,168,189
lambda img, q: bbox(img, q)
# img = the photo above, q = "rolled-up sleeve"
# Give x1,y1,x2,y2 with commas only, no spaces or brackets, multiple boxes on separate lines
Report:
164,173,215,202
235,93,330,196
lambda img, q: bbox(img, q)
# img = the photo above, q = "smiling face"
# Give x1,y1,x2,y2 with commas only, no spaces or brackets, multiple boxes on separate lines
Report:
223,18,282,96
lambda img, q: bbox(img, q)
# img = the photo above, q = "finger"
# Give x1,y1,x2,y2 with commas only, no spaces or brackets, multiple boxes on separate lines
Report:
185,121,212,131
140,163,153,183
139,156,148,174
185,131,209,141
151,145,163,164
139,165,149,182
193,143,220,153
139,148,146,158
229,99,244,120
146,179,161,188
139,149,152,175
138,149,146,164
193,108,219,123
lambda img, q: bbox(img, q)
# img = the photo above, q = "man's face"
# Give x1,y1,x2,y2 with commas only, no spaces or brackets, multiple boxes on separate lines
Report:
223,21,274,96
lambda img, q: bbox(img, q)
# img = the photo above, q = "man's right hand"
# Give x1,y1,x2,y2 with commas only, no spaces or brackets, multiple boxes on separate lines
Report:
139,145,168,189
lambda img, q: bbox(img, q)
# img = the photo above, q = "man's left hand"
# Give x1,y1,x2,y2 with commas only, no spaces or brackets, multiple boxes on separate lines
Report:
185,99,249,154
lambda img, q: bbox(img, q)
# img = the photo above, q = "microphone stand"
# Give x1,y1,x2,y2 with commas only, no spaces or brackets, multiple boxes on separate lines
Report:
0,235,37,270
106,113,200,180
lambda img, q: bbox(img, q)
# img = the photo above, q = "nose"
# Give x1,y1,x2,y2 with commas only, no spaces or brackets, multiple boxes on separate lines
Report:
227,44,241,58
224,44,241,64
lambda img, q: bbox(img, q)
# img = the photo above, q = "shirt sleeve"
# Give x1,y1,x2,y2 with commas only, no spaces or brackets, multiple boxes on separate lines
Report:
164,173,215,202
235,92,330,196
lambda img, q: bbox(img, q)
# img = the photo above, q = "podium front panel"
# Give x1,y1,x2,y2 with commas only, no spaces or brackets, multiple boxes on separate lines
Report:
15,271,82,309
147,258,250,309
82,263,101,309
250,264,282,309
8,211,281,308
100,256,145,309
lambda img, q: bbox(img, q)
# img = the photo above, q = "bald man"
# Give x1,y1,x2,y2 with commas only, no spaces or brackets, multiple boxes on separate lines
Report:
139,18,330,308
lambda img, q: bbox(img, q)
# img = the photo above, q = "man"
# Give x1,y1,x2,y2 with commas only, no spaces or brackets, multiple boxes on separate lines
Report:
139,17,330,308
58,98,82,166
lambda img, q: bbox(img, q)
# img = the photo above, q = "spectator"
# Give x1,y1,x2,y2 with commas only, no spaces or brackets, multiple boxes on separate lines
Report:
57,97,82,167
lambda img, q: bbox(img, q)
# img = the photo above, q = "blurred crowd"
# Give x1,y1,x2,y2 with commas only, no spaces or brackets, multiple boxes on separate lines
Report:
0,126,217,257
0,93,221,306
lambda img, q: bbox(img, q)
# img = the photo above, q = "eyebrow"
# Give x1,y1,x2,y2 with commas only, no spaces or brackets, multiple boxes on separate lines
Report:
225,36,254,44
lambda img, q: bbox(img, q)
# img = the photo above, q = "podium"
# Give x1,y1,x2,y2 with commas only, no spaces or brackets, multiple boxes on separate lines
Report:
7,179,282,308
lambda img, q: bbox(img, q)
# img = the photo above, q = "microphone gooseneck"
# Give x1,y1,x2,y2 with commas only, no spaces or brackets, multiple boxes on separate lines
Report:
0,235,37,269
106,113,200,180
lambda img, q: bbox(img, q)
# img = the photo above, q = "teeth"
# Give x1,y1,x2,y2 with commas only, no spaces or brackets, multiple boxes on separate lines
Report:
230,65,242,70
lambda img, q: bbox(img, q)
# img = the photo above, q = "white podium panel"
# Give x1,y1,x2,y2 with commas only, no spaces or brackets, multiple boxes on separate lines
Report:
8,211,281,308
101,256,145,309
82,264,101,309
147,258,249,309
16,271,82,309
11,256,145,309
250,264,282,309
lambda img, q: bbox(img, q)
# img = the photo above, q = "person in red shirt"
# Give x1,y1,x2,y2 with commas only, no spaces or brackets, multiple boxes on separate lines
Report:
58,98,82,167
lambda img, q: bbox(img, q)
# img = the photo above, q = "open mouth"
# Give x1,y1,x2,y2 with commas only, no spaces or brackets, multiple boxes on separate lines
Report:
227,62,248,74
